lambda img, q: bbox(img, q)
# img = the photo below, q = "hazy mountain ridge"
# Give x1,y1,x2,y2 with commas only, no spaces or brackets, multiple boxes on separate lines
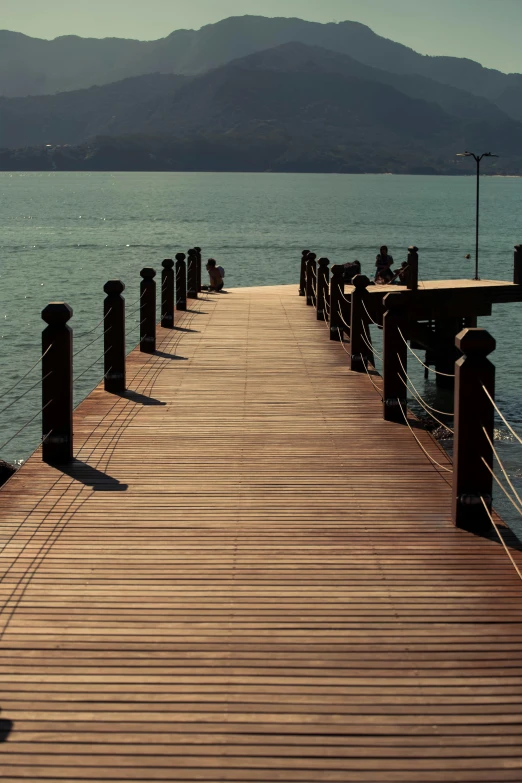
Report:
1,15,521,121
2,43,521,174
0,44,516,149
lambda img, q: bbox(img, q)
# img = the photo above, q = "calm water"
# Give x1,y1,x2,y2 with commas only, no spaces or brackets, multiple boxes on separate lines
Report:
1,172,521,532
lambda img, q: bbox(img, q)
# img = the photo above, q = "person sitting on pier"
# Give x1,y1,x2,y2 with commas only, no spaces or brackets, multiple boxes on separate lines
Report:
343,260,361,284
375,245,394,284
206,258,224,292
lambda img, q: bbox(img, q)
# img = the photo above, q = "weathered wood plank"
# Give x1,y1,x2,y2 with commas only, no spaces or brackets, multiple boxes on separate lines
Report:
0,284,521,781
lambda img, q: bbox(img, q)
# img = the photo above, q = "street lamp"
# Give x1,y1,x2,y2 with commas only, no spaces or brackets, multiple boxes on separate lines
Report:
456,151,498,280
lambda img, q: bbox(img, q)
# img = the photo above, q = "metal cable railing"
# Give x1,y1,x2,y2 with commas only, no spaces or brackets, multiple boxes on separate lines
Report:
0,402,53,454
0,372,52,420
73,326,112,359
76,308,112,339
73,347,111,385
0,345,53,404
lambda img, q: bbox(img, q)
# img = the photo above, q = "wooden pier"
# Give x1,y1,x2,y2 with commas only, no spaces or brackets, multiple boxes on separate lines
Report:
1,283,522,781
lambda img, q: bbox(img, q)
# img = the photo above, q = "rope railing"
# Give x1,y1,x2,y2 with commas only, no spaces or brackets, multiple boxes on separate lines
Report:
398,326,455,378
397,368,454,434
361,299,382,328
482,385,522,447
360,320,383,361
337,305,351,331
337,328,351,355
482,456,522,517
399,403,453,474
481,498,522,582
360,354,383,398
396,355,454,433
339,288,352,305
483,427,522,511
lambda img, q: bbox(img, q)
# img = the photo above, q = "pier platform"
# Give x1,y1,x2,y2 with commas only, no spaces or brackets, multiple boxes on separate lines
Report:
0,284,522,782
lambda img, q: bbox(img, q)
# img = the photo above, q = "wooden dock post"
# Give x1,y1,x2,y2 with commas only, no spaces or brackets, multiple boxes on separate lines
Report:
350,275,373,372
316,258,329,321
514,245,522,284
329,264,344,341
382,292,408,422
305,253,317,306
452,327,496,531
299,250,310,296
103,280,126,394
405,246,419,291
140,267,156,354
161,259,175,329
187,249,198,299
42,302,73,464
194,247,202,293
176,253,187,312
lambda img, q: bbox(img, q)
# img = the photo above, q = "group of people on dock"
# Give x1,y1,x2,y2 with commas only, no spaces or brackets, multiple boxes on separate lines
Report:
342,246,408,285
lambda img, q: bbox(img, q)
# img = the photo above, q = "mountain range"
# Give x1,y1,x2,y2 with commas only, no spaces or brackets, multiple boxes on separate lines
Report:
0,16,521,173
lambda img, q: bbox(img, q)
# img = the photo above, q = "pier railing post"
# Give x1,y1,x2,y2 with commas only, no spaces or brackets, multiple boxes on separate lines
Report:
42,303,73,464
187,249,198,299
299,250,309,296
405,246,419,291
316,258,329,321
350,275,373,372
104,280,126,394
161,259,175,328
305,253,317,306
514,245,522,284
382,293,408,422
176,253,187,311
452,328,496,531
195,247,202,293
329,264,344,341
140,267,156,354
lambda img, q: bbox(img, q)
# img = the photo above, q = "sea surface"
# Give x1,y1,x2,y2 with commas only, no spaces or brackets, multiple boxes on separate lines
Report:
1,171,522,533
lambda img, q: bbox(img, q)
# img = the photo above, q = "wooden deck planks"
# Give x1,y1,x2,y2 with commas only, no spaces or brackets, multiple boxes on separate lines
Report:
0,284,521,781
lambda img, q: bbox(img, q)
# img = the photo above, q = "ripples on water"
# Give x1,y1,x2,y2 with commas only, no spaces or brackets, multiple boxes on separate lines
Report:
1,171,521,534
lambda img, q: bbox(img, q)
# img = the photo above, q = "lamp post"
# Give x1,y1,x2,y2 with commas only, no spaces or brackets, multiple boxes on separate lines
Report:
456,151,498,280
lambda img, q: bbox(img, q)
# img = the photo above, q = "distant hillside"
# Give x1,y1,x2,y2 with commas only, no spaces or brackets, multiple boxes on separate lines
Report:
1,16,522,122
1,43,520,175
1,44,514,149
0,74,188,148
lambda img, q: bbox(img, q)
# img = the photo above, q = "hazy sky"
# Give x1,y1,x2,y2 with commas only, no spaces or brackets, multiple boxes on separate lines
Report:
3,0,521,74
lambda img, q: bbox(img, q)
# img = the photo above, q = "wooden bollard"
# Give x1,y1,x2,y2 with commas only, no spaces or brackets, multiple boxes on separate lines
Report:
176,253,187,312
452,328,496,531
187,248,198,299
194,246,202,293
299,250,310,296
316,258,329,321
382,292,408,422
329,264,344,341
405,246,419,291
42,302,73,464
514,245,522,284
305,253,317,306
103,280,126,394
161,259,175,329
140,267,156,354
350,275,373,372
